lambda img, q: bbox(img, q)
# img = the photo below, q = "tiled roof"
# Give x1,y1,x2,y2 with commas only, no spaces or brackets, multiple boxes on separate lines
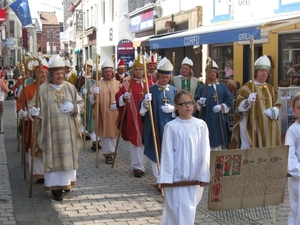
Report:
38,11,59,25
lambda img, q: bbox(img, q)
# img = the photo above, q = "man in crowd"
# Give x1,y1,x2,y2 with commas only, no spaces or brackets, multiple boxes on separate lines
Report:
116,55,153,178
17,57,49,183
89,59,120,164
195,59,233,150
140,57,176,181
147,54,157,83
230,55,280,149
64,59,77,85
115,58,127,83
28,55,84,201
172,56,201,97
81,64,101,150
75,58,93,92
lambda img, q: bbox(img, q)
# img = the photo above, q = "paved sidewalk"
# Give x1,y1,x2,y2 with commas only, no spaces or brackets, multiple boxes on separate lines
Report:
0,99,291,225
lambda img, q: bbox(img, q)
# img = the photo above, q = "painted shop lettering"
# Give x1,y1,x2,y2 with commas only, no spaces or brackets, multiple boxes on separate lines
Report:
238,33,251,41
184,36,199,46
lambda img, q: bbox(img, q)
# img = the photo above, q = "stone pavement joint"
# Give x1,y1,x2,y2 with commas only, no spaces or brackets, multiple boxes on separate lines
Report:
1,99,292,225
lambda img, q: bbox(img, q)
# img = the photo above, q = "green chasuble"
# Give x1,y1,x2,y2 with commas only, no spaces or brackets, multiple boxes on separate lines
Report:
80,78,95,133
172,75,201,97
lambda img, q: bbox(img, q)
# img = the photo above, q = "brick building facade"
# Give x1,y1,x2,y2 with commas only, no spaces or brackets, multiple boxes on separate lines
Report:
38,12,61,55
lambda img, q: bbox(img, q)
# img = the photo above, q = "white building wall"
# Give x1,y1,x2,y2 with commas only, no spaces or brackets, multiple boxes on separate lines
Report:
95,0,134,64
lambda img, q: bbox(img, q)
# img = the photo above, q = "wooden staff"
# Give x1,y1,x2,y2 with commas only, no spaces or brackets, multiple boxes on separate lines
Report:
16,62,22,152
80,0,86,150
83,61,88,150
142,55,164,197
20,61,27,179
29,56,42,197
250,35,255,148
198,57,211,118
111,75,133,168
112,54,116,75
172,52,175,74
249,36,277,225
153,180,200,188
95,54,100,168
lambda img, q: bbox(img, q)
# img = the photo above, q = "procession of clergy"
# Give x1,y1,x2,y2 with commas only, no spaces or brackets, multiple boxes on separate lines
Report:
15,52,276,207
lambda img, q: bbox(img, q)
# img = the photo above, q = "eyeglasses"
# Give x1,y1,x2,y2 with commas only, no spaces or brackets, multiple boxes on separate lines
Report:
177,101,194,107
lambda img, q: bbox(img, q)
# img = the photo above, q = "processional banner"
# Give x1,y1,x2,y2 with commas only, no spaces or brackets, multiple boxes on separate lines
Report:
208,146,289,211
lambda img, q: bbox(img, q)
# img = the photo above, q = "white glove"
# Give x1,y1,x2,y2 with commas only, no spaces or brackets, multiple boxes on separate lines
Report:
59,102,75,114
197,97,206,111
213,104,222,113
264,107,278,120
248,92,257,104
109,102,117,111
93,87,100,95
145,93,152,101
18,107,28,119
30,107,40,117
89,94,96,105
82,88,88,95
143,93,152,108
161,104,174,113
17,85,23,98
198,97,206,106
123,92,131,100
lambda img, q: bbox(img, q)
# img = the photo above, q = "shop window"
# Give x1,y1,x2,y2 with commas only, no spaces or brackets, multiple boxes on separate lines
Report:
279,34,300,86
209,44,234,80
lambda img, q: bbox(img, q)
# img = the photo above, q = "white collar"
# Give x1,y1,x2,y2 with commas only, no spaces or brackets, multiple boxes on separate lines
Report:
50,83,63,91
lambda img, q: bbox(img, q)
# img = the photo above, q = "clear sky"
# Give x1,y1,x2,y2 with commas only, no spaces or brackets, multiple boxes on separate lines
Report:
28,0,64,22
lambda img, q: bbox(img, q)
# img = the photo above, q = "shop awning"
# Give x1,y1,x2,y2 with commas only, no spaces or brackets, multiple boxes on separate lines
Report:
150,13,300,49
132,35,154,47
74,48,82,53
150,21,263,49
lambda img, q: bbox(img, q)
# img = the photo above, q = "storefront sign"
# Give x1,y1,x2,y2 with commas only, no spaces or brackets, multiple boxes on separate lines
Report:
76,10,83,31
0,9,6,26
150,26,261,49
130,10,154,33
117,39,134,68
237,31,269,44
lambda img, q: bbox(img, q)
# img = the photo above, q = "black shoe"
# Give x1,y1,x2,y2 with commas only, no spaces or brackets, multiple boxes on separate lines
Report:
133,170,144,178
54,195,63,201
91,143,102,151
36,179,44,184
51,190,63,201
105,157,113,164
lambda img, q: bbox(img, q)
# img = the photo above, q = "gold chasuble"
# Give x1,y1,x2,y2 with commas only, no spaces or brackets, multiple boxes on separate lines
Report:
230,81,281,149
